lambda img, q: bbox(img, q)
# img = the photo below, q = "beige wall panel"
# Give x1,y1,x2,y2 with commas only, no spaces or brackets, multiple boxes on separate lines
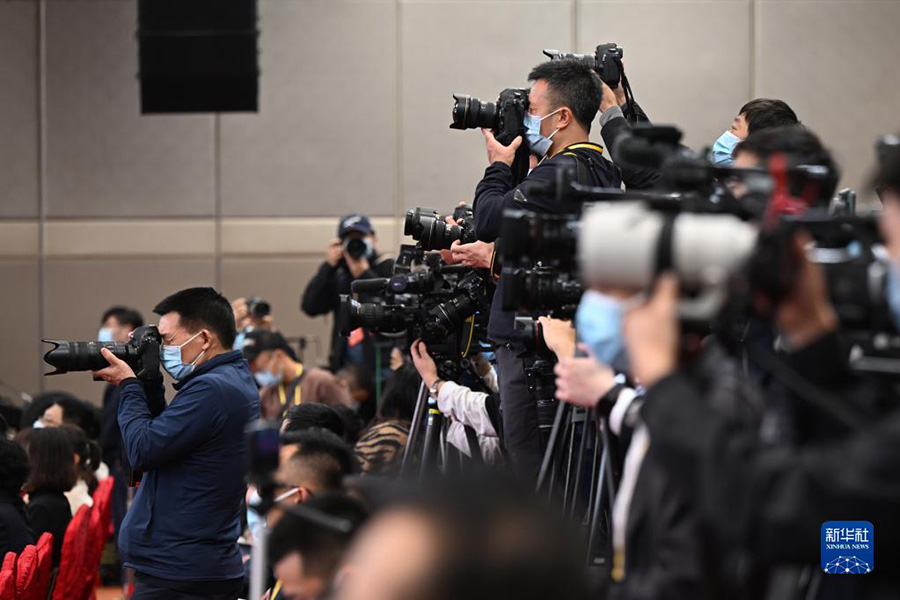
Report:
220,0,396,217
45,0,215,218
220,258,334,369
221,217,402,257
0,261,40,401
43,259,216,405
44,220,215,258
0,3,38,218
756,0,900,205
400,1,574,212
0,222,39,258
580,1,751,152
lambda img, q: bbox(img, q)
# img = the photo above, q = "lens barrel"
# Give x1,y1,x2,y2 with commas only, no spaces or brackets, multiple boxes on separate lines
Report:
450,94,499,130
42,340,135,375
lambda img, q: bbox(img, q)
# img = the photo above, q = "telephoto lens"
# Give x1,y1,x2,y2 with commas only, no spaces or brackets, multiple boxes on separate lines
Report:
338,296,409,336
404,208,477,251
449,94,499,130
42,324,162,377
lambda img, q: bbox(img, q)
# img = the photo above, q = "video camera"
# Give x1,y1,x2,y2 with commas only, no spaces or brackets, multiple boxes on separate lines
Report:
42,324,162,382
450,87,531,185
338,254,491,376
404,205,477,251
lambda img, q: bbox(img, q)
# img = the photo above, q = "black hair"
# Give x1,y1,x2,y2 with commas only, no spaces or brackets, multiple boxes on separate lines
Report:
331,405,365,445
19,391,76,431
282,404,345,439
0,438,30,498
739,99,799,136
24,427,77,494
57,424,102,493
53,396,102,440
377,363,421,423
153,287,237,349
101,306,144,330
735,126,839,205
528,59,602,133
268,492,369,578
280,428,357,491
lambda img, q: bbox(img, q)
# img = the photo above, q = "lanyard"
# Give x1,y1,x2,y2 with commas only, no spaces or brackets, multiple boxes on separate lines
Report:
277,365,304,407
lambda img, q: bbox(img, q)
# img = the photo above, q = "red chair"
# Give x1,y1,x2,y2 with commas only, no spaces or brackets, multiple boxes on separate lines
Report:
81,477,115,599
34,533,54,600
0,551,16,599
91,477,115,538
15,544,38,600
51,505,90,600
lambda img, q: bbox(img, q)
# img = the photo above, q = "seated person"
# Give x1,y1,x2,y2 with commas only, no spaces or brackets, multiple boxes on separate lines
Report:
0,438,33,556
23,428,76,566
282,403,346,438
242,329,354,419
354,364,419,475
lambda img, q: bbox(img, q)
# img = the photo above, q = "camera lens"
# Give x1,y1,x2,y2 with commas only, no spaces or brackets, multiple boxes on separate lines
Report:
42,340,134,374
450,94,499,130
247,297,271,318
343,237,368,260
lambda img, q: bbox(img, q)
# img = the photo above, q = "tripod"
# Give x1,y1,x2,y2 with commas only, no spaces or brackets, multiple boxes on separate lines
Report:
536,401,618,565
401,380,447,480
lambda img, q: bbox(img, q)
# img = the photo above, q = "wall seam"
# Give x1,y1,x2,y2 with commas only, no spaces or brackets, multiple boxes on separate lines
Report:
37,0,47,393
214,113,223,289
749,0,757,99
572,0,579,52
394,0,403,241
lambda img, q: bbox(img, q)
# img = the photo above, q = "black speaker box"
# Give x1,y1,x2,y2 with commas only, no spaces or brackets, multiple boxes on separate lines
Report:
138,0,259,113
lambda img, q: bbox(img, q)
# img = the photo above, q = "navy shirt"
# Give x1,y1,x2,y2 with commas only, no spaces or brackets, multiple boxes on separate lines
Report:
117,350,260,581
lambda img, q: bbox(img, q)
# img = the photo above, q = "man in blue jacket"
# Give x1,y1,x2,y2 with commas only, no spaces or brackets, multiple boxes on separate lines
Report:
94,287,260,599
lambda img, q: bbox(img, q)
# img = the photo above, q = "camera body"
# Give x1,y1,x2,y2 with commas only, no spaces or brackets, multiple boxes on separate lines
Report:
43,324,162,382
450,87,531,185
338,259,491,375
543,43,624,88
246,296,271,319
405,206,478,251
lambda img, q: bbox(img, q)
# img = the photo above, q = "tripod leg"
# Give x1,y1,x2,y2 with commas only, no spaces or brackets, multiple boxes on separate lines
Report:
401,381,429,476
535,401,570,492
586,430,610,566
419,397,444,480
569,408,593,519
562,408,579,512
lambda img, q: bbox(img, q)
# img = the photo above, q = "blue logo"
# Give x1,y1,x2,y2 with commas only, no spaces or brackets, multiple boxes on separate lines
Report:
821,521,874,574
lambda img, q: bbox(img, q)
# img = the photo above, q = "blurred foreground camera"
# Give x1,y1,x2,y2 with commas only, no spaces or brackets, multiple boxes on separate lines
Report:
43,324,162,382
502,267,583,318
405,207,477,251
501,210,580,269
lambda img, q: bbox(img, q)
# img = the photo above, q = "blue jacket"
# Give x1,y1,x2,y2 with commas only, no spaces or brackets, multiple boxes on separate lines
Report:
117,350,260,581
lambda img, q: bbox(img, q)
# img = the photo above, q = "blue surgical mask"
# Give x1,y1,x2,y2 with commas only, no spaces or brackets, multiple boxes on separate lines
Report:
575,290,628,368
711,130,741,166
887,261,900,331
254,368,281,388
524,108,562,158
233,330,247,351
98,327,114,343
160,331,205,381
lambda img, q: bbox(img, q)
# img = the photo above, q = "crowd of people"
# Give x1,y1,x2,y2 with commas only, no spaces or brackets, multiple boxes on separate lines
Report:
2,53,900,600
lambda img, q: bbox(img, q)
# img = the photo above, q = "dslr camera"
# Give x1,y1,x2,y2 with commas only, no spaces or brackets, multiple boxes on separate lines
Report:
246,296,271,319
543,43,624,88
43,324,163,382
405,206,478,251
450,87,531,184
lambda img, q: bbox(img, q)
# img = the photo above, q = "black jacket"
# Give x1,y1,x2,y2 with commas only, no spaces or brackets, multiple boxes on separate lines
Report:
641,333,900,599
27,490,71,567
0,493,33,557
598,102,661,191
301,254,394,371
100,383,122,468
472,143,621,344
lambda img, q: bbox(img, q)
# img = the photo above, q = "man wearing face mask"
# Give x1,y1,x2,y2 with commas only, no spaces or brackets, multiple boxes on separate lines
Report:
97,306,144,543
242,329,355,419
302,214,394,375
472,59,621,480
92,287,259,600
711,98,799,166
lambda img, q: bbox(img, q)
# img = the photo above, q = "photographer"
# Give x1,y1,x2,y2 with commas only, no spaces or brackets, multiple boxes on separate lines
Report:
472,59,621,478
301,214,394,373
409,340,503,465
92,287,260,599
